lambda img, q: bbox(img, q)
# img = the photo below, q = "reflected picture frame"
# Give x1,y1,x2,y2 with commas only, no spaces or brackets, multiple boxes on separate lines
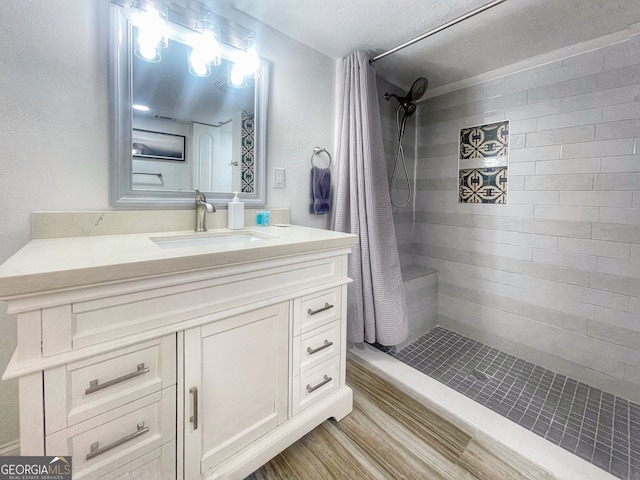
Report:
132,129,186,161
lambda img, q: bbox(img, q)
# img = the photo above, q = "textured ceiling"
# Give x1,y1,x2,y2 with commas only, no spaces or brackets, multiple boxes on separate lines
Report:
206,0,640,92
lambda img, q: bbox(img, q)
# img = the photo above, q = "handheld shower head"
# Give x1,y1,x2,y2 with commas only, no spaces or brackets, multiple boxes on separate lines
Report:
384,76,428,118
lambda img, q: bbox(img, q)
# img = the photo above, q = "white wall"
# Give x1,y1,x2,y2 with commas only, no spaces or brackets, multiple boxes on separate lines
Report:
413,28,640,402
0,0,336,448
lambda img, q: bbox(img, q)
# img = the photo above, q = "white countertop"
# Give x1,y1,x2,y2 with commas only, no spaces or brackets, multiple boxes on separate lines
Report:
0,225,358,298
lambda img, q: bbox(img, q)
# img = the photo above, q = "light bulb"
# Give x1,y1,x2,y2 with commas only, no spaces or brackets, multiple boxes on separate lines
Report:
139,43,159,61
229,64,245,87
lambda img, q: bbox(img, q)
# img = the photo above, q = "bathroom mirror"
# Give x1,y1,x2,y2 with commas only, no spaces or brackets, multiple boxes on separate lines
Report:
109,2,268,208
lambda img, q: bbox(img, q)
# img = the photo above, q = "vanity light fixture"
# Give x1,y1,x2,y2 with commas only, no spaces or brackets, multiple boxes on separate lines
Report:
228,36,259,88
132,1,168,63
188,18,222,78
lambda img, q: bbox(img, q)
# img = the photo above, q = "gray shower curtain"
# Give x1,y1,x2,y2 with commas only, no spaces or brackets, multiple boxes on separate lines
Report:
331,51,408,346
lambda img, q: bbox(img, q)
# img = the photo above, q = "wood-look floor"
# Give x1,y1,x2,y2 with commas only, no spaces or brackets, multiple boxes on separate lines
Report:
246,358,558,480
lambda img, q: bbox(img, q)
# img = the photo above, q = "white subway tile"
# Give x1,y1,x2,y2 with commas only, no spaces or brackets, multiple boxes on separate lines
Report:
594,306,640,332
594,172,640,190
525,174,593,191
561,84,638,112
510,145,561,162
590,271,640,297
475,91,527,112
526,125,595,147
528,76,597,104
600,155,640,172
508,162,535,176
509,175,525,190
509,271,629,311
603,101,640,122
603,37,640,70
632,244,640,260
510,133,526,149
599,207,640,225
522,261,590,286
503,232,557,250
486,71,538,98
537,60,603,87
507,100,562,121
536,108,602,131
630,297,640,315
536,158,601,175
558,237,630,259
596,119,640,141
508,191,559,205
523,218,591,238
509,118,537,135
471,215,523,231
596,63,640,90
534,205,599,222
533,248,597,271
588,320,640,350
597,257,640,279
624,364,640,385
592,222,640,243
561,138,635,159
559,191,632,207
476,204,534,218
635,192,640,208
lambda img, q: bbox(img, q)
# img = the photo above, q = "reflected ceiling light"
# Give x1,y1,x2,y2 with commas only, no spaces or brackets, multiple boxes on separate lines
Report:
133,2,168,63
132,104,150,111
188,19,221,77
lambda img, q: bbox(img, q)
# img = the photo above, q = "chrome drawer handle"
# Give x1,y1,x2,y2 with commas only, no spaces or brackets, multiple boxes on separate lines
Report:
307,303,334,316
306,375,332,393
86,363,150,395
86,422,149,460
307,340,334,355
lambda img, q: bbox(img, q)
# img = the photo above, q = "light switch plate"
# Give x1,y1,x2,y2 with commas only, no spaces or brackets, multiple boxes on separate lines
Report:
273,168,285,188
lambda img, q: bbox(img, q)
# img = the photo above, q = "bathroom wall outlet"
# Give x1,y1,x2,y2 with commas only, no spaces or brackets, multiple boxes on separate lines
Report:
273,167,285,188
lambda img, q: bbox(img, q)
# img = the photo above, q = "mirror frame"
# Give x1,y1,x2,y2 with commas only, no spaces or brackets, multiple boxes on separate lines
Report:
109,3,269,208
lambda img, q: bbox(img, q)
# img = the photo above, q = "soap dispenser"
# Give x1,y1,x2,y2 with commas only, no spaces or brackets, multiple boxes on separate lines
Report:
227,191,245,230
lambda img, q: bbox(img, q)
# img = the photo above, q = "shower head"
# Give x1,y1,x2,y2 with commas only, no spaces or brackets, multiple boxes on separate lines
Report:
384,76,428,118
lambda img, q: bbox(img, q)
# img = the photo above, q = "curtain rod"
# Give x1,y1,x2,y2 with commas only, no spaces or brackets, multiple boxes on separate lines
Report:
370,0,508,64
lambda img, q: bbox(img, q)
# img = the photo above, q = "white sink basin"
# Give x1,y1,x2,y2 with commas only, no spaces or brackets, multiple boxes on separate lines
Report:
151,230,274,249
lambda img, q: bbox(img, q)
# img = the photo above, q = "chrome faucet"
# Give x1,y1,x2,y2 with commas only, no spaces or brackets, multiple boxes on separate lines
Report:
195,189,215,232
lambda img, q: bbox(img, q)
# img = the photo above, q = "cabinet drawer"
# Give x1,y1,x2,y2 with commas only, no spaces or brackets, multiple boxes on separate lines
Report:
293,320,341,376
45,336,176,432
99,441,175,480
293,356,340,415
294,287,341,335
46,387,175,480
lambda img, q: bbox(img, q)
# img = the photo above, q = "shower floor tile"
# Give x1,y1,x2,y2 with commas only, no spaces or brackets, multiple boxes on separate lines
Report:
375,327,640,480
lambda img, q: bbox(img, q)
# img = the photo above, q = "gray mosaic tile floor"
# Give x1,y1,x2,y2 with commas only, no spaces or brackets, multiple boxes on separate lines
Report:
375,327,640,480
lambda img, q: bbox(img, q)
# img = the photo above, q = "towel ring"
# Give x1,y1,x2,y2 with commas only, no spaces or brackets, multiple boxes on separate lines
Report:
310,147,332,168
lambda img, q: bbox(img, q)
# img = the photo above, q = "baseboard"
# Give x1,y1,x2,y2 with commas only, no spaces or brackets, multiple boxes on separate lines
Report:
0,439,20,456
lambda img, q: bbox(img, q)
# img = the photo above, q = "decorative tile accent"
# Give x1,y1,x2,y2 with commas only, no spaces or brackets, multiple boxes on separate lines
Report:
459,167,508,204
458,121,510,204
460,121,510,162
241,111,255,193
377,327,640,480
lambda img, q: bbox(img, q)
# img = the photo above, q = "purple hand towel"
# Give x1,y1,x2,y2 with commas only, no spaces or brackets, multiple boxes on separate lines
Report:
309,166,331,215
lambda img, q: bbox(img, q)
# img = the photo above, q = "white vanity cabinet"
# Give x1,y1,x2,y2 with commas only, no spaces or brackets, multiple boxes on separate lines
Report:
0,225,357,480
183,303,290,478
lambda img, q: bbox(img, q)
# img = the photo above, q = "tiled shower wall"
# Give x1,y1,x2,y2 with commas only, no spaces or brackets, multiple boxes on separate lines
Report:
413,30,640,403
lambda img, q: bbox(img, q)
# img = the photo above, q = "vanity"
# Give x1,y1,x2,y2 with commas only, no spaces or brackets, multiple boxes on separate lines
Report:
0,213,357,479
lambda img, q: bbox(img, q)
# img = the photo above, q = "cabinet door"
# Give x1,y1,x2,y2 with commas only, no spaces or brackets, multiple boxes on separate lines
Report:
183,303,289,478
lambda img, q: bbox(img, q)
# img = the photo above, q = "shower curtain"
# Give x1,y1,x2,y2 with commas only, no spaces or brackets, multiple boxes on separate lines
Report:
331,51,408,346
